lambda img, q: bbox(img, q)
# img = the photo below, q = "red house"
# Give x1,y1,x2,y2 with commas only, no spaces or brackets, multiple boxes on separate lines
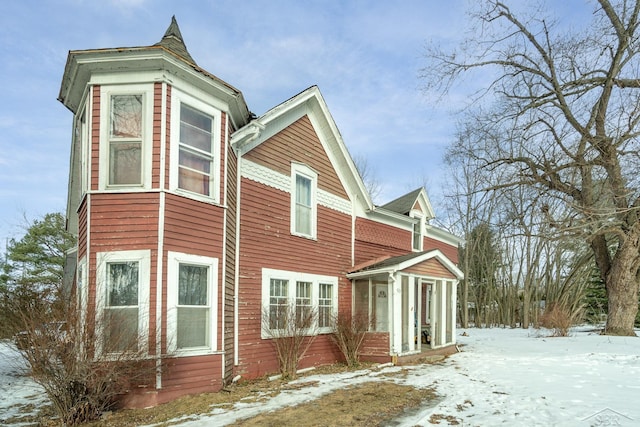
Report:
59,18,462,407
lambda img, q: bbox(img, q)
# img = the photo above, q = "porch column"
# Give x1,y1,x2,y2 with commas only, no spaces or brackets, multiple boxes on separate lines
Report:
390,272,402,355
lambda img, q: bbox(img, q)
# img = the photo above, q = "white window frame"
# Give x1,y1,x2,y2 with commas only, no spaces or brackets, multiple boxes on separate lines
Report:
77,256,88,328
95,250,150,356
167,251,218,355
412,215,423,251
290,163,318,239
170,89,222,203
261,268,338,338
98,84,153,191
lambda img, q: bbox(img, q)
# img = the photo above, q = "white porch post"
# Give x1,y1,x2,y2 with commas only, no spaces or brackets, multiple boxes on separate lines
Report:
390,272,402,355
451,280,458,344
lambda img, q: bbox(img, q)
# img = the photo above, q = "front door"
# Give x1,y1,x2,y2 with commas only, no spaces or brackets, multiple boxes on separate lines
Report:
375,284,388,331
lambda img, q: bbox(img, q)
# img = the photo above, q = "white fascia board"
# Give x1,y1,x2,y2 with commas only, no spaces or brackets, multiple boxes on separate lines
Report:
60,49,250,128
417,188,436,219
425,224,463,247
366,207,415,229
232,86,374,213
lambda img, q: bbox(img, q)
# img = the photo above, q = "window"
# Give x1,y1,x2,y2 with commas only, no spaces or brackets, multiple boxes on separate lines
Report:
269,279,289,329
170,89,222,202
167,252,218,354
412,216,423,251
291,163,317,238
262,268,338,337
296,281,312,324
96,250,150,355
179,104,214,196
99,84,153,191
318,283,333,328
109,94,143,186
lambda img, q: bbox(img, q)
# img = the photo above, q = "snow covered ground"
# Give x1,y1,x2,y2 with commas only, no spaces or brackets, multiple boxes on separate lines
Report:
1,327,639,426
0,342,47,425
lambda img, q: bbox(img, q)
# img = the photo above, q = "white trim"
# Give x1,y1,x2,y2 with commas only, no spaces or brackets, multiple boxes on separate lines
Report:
98,84,154,191
241,159,352,215
95,249,151,356
261,268,338,339
291,163,318,239
169,87,223,203
166,251,219,356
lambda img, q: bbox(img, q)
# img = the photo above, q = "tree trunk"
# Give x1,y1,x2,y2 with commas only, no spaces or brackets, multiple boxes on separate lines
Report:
603,231,640,336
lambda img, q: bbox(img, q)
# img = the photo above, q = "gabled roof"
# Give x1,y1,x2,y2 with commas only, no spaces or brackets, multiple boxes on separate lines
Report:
346,249,463,280
231,85,374,213
154,15,196,65
379,187,435,219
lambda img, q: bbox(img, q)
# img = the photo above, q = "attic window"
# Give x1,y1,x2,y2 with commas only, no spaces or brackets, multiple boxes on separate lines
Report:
413,216,423,251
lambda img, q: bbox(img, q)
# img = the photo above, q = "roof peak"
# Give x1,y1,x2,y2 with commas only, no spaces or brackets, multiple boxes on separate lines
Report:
155,15,196,65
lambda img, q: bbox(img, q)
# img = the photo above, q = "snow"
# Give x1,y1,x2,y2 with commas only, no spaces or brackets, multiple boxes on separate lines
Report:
0,341,47,426
2,327,639,426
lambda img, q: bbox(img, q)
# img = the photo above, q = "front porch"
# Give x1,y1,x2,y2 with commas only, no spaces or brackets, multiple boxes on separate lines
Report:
348,250,463,362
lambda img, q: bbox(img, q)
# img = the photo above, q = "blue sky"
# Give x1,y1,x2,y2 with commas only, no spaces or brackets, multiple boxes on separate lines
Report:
0,0,588,245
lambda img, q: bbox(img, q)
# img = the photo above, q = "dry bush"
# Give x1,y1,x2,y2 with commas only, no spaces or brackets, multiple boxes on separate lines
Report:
13,299,162,425
330,311,371,367
261,303,317,379
539,302,582,337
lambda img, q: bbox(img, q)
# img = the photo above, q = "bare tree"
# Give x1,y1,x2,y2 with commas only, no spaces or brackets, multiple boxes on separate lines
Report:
424,0,640,335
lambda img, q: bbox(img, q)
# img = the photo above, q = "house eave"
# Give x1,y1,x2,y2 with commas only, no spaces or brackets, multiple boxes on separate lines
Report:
58,47,251,129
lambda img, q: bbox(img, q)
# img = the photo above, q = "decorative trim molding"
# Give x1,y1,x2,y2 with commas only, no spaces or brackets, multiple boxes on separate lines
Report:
241,159,351,214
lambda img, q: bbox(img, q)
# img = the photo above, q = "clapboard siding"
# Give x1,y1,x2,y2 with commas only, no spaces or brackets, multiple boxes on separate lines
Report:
244,115,348,200
152,82,162,189
424,236,459,264
235,177,352,379
405,258,456,279
223,141,237,384
354,217,411,262
90,193,159,250
90,85,100,191
77,196,88,259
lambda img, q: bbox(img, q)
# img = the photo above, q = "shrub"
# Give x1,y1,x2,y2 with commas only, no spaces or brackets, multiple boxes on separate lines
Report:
261,303,317,379
539,302,582,337
330,311,371,368
13,299,162,425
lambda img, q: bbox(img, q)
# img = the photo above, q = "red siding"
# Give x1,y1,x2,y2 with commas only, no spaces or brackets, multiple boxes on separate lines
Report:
90,86,100,191
354,217,410,265
244,115,348,199
152,83,162,189
405,258,456,279
164,85,172,190
236,178,352,379
359,332,390,363
224,141,237,383
424,236,459,264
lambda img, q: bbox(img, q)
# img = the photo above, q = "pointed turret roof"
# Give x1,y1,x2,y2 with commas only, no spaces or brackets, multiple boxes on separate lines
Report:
154,16,196,65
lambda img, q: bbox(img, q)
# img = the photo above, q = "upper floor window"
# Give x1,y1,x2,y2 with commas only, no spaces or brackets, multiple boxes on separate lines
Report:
109,95,143,186
412,216,423,251
99,84,153,191
291,163,317,239
179,104,214,196
170,89,222,202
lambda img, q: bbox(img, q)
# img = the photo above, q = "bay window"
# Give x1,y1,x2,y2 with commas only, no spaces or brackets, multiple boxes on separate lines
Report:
179,104,214,196
170,89,222,202
109,94,143,186
96,250,150,355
